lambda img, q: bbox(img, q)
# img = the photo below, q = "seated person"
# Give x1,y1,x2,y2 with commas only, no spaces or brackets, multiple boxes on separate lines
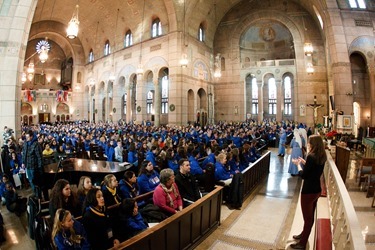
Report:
117,198,148,241
101,174,121,207
137,160,160,195
153,168,183,216
82,188,119,249
175,158,201,207
118,171,139,199
4,182,27,216
42,143,54,156
0,175,9,205
49,179,80,220
215,153,233,186
77,176,93,208
52,208,90,249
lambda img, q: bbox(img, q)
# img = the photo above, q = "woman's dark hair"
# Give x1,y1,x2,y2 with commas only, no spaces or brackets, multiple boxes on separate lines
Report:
120,198,136,216
128,142,136,152
124,171,135,181
308,135,327,165
50,179,77,210
83,188,101,209
138,160,151,175
165,148,174,160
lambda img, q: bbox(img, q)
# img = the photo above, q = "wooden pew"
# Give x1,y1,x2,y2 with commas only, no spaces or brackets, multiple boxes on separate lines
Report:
241,151,271,198
111,186,223,250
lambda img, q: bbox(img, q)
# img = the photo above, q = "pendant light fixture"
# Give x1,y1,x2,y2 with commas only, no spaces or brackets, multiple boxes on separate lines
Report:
67,4,79,39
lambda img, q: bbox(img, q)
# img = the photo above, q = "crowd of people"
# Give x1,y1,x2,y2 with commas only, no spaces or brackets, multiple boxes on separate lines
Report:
0,119,314,248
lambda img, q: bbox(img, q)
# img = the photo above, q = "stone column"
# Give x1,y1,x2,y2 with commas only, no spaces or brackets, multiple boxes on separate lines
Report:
136,74,146,124
126,84,132,123
0,1,36,139
208,85,214,124
276,79,283,121
257,81,263,122
154,78,161,126
368,65,375,126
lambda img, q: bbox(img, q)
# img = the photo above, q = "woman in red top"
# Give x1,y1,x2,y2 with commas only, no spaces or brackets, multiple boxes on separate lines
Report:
153,168,183,215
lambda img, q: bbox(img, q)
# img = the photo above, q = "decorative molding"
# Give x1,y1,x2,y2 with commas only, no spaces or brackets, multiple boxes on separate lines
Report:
331,62,351,68
123,53,132,60
150,44,161,52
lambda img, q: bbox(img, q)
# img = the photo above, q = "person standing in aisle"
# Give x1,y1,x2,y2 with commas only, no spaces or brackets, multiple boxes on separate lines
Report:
290,135,327,249
22,130,43,198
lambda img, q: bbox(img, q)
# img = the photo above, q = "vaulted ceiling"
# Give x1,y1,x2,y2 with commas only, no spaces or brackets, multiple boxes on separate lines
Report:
29,0,319,59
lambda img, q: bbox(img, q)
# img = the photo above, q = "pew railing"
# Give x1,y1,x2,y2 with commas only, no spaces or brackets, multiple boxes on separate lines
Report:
325,150,366,249
112,186,223,250
241,151,271,198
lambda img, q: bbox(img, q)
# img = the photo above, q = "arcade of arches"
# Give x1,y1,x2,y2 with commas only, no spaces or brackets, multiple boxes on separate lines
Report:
0,0,374,137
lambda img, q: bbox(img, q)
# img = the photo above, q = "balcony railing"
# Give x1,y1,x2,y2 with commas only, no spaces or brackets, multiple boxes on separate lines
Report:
325,150,366,249
242,59,295,69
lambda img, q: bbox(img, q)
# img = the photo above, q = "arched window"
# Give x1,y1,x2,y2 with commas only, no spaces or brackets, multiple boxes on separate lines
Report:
124,30,133,47
348,0,366,9
104,40,111,56
152,18,162,38
198,24,205,42
147,91,154,114
251,78,258,114
88,49,94,63
268,78,277,115
284,76,292,115
161,76,169,114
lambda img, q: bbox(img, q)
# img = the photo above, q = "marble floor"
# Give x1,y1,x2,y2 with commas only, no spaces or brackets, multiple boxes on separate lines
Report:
0,147,374,249
196,147,375,250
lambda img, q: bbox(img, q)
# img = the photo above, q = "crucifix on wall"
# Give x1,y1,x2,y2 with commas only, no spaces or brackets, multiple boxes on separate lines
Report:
307,96,324,129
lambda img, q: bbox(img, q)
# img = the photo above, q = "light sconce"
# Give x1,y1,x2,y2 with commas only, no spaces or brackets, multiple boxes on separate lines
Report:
306,63,314,75
346,92,355,96
136,64,144,76
21,73,27,83
214,53,222,78
27,62,35,74
304,43,313,56
180,53,188,68
67,4,79,39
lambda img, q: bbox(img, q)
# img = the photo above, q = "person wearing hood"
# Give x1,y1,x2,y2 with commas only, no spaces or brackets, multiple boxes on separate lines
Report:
22,130,43,197
288,129,304,176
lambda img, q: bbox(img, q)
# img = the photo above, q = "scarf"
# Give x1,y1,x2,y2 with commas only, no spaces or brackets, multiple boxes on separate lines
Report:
160,183,179,208
89,206,105,217
106,186,120,204
125,181,137,198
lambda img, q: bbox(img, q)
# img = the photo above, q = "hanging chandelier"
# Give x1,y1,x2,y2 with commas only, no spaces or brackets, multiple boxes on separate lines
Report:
67,4,79,39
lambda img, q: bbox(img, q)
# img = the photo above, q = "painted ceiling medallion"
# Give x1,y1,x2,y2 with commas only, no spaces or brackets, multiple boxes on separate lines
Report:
259,25,276,42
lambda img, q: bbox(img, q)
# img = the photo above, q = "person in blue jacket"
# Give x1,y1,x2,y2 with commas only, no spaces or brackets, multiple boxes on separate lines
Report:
52,208,90,250
214,153,233,186
127,142,138,167
145,146,159,169
117,198,148,241
278,127,287,157
137,160,160,195
166,148,178,173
